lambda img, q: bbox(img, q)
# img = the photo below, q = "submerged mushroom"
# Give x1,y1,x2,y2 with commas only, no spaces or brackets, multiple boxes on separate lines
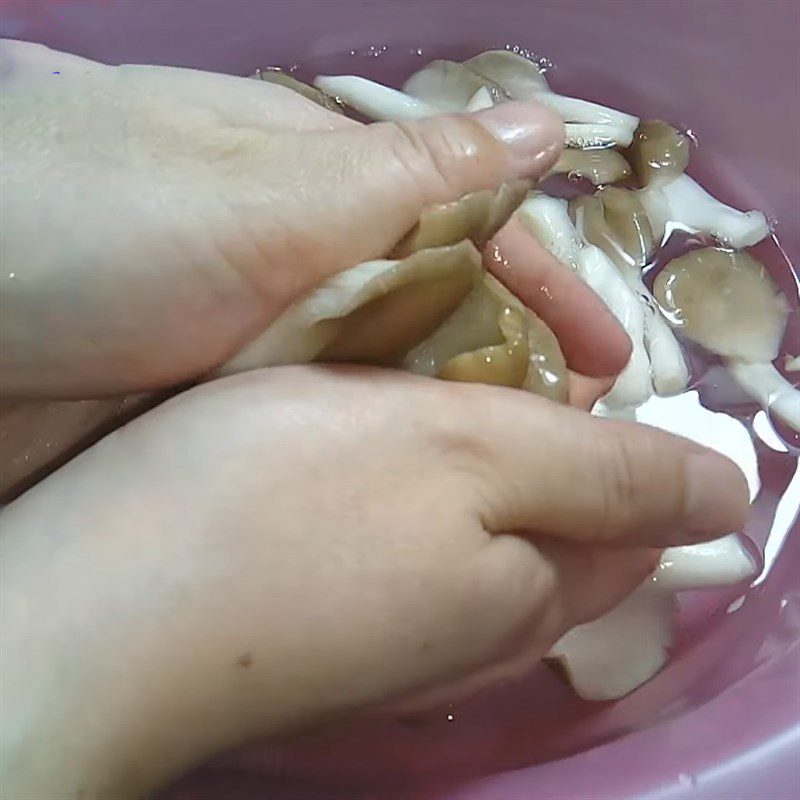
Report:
253,66,344,113
464,49,639,147
628,120,769,248
654,247,798,430
570,189,689,395
547,148,632,186
548,533,754,700
517,192,653,407
405,272,568,403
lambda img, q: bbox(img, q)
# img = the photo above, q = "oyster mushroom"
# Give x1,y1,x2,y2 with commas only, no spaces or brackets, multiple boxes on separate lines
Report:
629,120,769,248
654,247,798,430
464,49,639,147
404,272,568,403
547,148,632,186
252,66,344,113
549,533,754,701
517,192,653,407
570,189,689,395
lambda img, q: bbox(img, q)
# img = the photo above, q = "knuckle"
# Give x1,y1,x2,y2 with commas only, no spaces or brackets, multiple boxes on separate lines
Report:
596,436,641,540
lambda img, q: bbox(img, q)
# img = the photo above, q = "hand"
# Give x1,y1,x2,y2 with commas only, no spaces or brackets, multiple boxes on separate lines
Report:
0,366,748,799
1,39,572,398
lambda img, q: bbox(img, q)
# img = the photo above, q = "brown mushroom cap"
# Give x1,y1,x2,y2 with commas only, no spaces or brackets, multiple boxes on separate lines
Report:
570,187,655,271
253,67,344,113
391,181,530,257
654,247,790,362
549,149,632,186
624,120,690,187
402,59,509,111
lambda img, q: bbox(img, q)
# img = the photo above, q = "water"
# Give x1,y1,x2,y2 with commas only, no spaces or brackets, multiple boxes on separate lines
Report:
226,44,800,791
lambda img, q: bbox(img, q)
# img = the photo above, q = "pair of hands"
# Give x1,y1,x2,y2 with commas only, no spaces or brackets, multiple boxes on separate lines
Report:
0,41,749,799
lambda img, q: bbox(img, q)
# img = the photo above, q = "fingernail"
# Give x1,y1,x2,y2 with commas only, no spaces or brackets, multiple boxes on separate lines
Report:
473,101,565,175
684,453,750,539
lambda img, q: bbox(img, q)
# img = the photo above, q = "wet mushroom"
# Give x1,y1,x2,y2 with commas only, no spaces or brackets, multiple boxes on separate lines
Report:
628,120,769,248
313,74,441,121
252,66,345,113
404,272,568,403
547,148,632,186
464,49,639,147
786,355,800,372
548,533,754,700
401,59,508,112
570,189,689,395
654,247,798,431
517,192,653,407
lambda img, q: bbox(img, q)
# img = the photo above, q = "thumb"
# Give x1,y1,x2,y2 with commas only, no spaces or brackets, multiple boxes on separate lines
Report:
260,101,564,290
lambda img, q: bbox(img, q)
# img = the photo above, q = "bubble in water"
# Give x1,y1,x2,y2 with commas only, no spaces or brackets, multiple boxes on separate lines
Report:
683,127,700,147
446,713,454,722
504,44,554,73
567,170,582,183
411,47,423,56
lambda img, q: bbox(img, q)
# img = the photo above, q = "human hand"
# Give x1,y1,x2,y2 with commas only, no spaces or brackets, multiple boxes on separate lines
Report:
0,365,748,799
0,39,573,398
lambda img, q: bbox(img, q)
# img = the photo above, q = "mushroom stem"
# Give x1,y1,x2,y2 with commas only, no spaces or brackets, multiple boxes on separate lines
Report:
654,534,755,592
725,359,800,432
548,148,632,186
313,74,440,120
786,356,800,372
564,122,635,149
639,174,769,248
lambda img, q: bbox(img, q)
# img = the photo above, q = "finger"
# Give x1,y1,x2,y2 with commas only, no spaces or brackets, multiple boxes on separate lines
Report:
385,535,658,714
568,371,615,410
486,218,632,377
444,384,750,546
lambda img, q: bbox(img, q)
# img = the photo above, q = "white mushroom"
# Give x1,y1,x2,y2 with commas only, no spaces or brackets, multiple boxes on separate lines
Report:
401,59,508,112
786,355,800,372
518,192,653,407
548,533,754,700
628,120,769,248
570,189,689,395
252,67,344,113
654,247,798,431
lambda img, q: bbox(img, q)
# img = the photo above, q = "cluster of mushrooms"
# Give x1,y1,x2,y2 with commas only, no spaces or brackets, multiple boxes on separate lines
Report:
245,51,798,700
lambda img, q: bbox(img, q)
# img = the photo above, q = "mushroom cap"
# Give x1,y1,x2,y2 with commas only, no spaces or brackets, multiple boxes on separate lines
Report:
463,49,550,100
253,67,344,113
549,148,632,186
625,119,690,187
392,181,530,257
654,247,789,362
571,187,655,271
402,59,509,112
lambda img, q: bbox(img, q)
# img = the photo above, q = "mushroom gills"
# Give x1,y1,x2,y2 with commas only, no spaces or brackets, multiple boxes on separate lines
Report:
253,67,344,113
404,273,568,403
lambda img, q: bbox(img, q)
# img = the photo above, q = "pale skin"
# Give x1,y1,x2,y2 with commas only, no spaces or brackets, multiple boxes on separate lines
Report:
0,42,750,799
